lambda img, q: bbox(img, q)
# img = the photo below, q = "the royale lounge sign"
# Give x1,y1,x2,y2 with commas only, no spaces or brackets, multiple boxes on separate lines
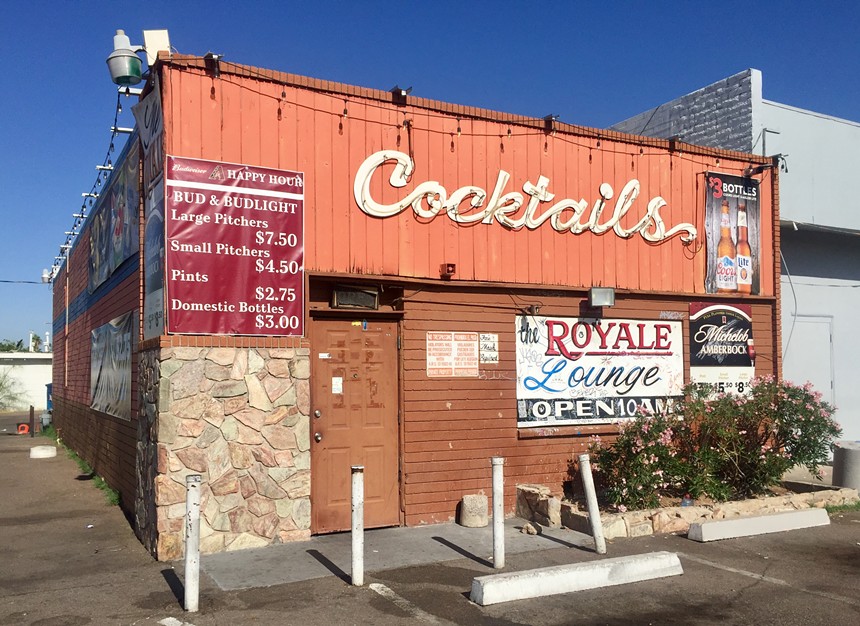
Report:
515,315,684,427
354,150,697,243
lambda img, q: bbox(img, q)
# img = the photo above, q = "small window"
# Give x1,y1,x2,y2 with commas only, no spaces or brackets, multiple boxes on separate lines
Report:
331,285,379,310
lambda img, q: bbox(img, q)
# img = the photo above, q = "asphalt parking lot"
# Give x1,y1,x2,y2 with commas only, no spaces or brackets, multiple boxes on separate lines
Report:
2,409,859,625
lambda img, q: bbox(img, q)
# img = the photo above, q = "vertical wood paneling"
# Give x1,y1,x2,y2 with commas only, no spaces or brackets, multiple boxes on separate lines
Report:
199,74,221,159
240,78,261,165
660,153,674,292
364,102,385,273
347,101,368,273
276,92,297,178
259,83,280,173
407,107,430,278
219,77,242,163
331,96,351,274
692,170,708,294
678,158,695,293
440,118,459,281
471,119,489,281
636,149,653,291
313,92,334,271
577,144,595,289
166,68,775,297
295,89,316,274
611,148,628,290
181,71,202,158
497,132,515,283
380,106,401,275
456,118,476,281
525,131,541,285
511,136,530,286
550,139,568,286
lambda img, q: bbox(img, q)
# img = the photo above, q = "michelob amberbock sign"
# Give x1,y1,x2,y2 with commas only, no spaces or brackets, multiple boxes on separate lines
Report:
705,172,760,295
516,315,684,427
689,303,755,395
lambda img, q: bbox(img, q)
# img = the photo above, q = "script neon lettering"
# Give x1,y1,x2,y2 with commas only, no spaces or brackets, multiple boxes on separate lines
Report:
354,150,697,243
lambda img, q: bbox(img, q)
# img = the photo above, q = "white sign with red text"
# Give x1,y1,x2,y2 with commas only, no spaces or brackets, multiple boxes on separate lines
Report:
515,315,684,427
426,331,479,377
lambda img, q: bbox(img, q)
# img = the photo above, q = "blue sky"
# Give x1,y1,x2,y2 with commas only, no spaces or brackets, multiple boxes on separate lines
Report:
1,0,858,346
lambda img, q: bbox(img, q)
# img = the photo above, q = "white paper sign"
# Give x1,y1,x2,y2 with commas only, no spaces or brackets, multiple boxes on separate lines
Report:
426,332,479,377
480,333,499,364
332,376,343,394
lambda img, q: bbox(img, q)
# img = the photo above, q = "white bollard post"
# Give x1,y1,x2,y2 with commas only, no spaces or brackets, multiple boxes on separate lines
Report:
578,454,606,554
184,474,202,612
491,456,505,569
351,465,365,586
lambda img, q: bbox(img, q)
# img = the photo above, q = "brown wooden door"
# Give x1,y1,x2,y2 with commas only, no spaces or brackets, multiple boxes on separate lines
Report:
310,319,400,533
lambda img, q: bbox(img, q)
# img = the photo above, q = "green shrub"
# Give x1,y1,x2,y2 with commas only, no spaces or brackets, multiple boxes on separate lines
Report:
589,410,683,511
588,377,841,511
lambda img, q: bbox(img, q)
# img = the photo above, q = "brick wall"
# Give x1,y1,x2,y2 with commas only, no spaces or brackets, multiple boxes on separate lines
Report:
612,69,759,152
51,218,141,512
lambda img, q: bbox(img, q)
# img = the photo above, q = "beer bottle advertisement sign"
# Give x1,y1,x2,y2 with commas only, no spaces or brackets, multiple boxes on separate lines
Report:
689,302,755,396
705,173,760,295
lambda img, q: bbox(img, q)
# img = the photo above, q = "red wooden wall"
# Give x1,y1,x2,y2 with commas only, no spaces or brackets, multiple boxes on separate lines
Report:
160,58,775,297
399,286,777,524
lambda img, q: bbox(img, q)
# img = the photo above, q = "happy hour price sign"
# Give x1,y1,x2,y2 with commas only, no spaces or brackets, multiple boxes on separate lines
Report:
165,155,305,336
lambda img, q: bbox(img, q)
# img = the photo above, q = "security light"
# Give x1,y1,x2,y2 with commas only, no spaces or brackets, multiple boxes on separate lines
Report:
106,30,144,86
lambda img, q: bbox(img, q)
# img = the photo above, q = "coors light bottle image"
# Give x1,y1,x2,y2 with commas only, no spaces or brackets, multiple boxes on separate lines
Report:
716,200,737,293
736,202,752,294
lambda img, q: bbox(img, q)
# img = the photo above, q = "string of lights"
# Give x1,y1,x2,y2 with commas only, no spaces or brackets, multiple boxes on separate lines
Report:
52,57,764,286
197,58,760,173
50,90,129,282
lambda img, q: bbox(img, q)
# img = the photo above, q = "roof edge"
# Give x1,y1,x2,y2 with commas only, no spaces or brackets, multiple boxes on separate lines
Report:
157,53,769,165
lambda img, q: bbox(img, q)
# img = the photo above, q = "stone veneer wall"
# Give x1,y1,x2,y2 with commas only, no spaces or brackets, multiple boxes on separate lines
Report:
137,345,311,561
137,348,160,557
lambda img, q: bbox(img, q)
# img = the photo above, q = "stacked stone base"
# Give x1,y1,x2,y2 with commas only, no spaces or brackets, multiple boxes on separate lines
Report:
138,346,312,561
516,484,860,540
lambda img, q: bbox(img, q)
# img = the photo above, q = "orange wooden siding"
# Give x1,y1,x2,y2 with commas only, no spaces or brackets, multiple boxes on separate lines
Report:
161,64,775,297
399,287,777,524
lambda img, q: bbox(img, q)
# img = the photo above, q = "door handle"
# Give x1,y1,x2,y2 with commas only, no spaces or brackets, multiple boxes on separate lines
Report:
314,432,323,443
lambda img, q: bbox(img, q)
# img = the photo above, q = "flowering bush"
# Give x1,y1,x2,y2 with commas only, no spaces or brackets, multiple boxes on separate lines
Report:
587,377,841,511
588,410,682,510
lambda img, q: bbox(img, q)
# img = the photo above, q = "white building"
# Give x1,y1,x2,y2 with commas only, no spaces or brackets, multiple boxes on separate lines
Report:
0,352,52,411
612,69,860,441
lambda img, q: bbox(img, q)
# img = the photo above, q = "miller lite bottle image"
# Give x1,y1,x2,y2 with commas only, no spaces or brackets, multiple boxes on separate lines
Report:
716,200,737,293
736,202,752,294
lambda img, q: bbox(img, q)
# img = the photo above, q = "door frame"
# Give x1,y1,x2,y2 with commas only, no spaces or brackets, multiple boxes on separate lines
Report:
783,313,835,405
307,310,404,533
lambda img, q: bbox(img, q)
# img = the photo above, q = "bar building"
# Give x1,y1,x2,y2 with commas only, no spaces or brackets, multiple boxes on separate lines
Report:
52,54,779,560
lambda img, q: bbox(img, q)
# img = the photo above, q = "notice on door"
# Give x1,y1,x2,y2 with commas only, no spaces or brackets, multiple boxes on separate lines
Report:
426,332,479,377
165,155,305,336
